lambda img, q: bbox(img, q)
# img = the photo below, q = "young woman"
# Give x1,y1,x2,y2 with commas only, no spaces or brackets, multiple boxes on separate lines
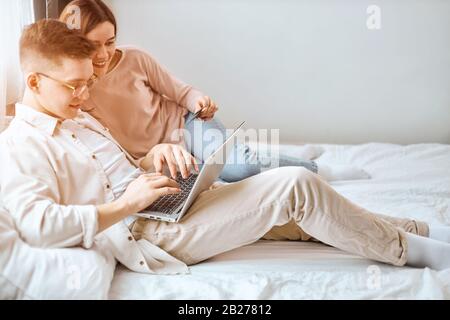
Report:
60,0,369,182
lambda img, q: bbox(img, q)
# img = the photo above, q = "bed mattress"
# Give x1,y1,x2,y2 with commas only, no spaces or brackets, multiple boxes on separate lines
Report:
109,143,450,299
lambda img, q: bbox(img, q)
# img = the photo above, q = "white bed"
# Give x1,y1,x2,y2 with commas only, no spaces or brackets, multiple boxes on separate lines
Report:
109,143,450,299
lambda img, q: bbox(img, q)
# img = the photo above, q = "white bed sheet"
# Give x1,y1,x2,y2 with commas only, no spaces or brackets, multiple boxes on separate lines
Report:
109,143,450,299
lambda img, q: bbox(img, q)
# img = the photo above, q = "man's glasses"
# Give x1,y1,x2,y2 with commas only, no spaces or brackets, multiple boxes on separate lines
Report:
36,72,98,98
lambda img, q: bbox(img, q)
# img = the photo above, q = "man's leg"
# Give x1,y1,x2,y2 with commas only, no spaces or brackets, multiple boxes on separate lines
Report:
131,167,425,267
262,211,428,241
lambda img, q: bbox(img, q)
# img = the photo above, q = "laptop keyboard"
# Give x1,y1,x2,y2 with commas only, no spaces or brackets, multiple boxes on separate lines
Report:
145,172,199,215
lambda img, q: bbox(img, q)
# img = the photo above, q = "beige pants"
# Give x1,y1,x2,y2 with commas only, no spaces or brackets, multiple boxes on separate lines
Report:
131,167,429,266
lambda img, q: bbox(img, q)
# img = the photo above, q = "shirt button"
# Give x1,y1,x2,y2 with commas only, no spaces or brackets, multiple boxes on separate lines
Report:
128,236,133,241
139,261,145,266
106,184,111,189
92,155,97,160
71,134,76,139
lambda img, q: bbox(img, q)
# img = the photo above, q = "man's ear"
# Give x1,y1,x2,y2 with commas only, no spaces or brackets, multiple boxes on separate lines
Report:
26,73,40,92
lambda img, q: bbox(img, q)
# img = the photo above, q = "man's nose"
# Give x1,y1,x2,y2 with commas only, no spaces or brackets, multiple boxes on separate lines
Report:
74,86,90,103
81,87,90,100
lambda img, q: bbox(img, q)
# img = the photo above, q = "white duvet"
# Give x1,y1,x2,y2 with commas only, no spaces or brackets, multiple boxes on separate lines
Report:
109,143,450,299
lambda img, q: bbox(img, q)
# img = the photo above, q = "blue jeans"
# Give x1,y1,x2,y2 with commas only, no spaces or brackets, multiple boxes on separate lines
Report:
183,113,318,182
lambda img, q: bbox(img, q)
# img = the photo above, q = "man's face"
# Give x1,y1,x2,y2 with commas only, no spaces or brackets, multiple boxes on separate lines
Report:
32,57,94,120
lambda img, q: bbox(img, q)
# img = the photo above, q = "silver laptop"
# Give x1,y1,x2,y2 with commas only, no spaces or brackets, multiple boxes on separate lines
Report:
136,121,246,223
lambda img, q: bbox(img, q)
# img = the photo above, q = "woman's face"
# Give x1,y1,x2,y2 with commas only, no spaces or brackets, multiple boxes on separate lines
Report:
85,21,116,77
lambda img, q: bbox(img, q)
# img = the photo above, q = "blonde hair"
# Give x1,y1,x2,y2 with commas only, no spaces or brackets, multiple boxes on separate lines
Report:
20,19,96,71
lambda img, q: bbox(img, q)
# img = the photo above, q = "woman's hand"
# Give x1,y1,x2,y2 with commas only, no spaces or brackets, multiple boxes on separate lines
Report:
141,144,199,179
117,173,181,214
194,96,219,121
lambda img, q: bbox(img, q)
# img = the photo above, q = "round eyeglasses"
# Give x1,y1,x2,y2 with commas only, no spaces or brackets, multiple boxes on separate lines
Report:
36,72,98,98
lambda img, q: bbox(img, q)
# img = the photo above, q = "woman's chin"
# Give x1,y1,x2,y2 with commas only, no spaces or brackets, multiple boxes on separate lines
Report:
93,66,108,77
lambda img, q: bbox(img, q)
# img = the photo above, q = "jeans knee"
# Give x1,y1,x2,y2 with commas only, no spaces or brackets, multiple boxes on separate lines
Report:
220,163,261,182
220,165,319,184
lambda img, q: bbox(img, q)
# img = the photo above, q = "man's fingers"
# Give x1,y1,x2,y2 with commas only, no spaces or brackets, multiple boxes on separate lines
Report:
173,149,190,179
149,176,180,189
153,156,164,173
185,151,197,174
182,150,199,172
141,172,163,181
177,147,198,174
143,172,163,178
181,150,194,178
156,187,181,197
164,150,179,179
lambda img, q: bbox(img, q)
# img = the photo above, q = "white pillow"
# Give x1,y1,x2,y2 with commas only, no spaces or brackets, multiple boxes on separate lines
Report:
0,205,116,300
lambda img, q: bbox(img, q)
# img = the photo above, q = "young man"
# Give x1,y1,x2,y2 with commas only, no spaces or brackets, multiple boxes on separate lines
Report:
1,19,450,275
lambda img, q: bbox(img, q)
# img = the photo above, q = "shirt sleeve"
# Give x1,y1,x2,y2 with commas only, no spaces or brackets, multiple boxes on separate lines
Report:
141,50,205,113
0,139,98,249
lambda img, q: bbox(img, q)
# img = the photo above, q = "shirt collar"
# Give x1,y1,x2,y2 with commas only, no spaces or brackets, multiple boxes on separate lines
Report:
15,103,63,136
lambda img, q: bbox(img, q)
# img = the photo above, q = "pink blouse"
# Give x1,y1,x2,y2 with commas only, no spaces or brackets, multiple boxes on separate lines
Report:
83,46,204,161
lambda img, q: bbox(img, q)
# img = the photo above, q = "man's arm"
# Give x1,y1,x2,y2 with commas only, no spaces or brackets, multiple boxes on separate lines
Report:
0,140,99,249
95,173,181,232
96,200,131,234
0,139,181,248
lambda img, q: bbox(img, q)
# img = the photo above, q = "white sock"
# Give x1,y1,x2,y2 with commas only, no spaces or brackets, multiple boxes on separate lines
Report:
405,233,450,270
317,164,371,181
428,225,450,243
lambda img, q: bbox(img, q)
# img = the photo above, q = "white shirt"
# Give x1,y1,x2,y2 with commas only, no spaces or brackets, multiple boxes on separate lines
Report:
0,104,189,275
60,120,143,200
60,120,141,227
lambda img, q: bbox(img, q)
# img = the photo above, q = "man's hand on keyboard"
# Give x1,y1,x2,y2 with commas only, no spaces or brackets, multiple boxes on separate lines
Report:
142,144,199,180
118,173,181,214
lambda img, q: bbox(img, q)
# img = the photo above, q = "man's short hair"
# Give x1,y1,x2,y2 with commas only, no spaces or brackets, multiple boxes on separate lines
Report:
19,19,96,72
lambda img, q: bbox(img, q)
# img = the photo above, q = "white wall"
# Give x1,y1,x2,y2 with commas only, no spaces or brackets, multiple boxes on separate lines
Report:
107,0,450,144
0,0,34,131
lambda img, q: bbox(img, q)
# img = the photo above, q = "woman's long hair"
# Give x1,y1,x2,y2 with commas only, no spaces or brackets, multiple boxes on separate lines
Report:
60,0,117,36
